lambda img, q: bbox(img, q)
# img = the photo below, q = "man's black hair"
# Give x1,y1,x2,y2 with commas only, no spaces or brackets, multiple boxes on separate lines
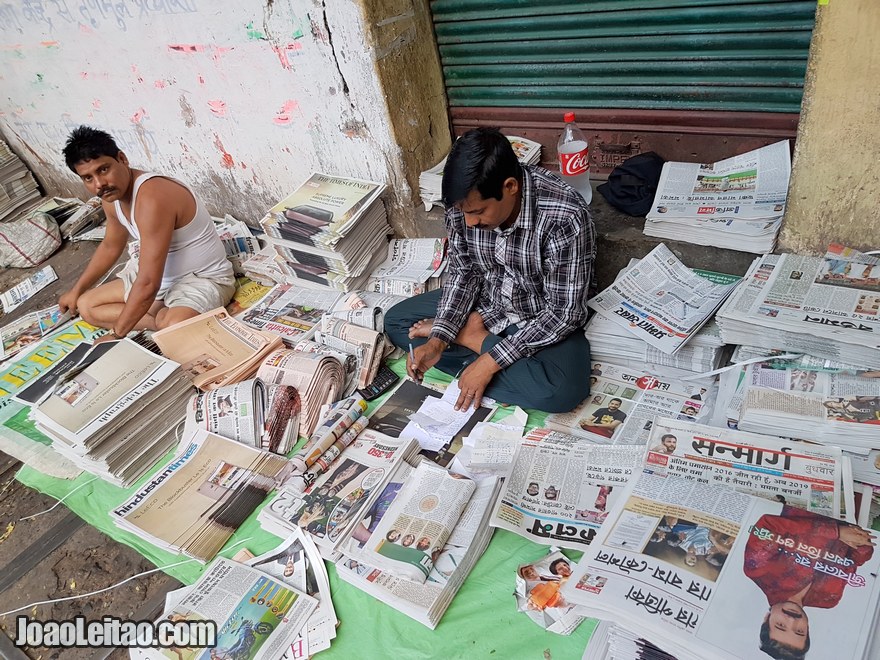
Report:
62,125,121,172
610,398,623,404
441,127,522,207
759,616,809,660
549,558,569,575
661,434,677,442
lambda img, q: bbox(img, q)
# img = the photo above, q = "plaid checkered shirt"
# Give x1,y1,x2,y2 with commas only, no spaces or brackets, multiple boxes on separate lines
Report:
430,166,596,369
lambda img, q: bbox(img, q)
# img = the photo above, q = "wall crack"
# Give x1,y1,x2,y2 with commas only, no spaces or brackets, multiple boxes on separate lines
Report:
321,0,353,107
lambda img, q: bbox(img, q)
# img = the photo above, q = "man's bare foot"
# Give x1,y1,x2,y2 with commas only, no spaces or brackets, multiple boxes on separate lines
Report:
455,311,489,353
408,318,434,339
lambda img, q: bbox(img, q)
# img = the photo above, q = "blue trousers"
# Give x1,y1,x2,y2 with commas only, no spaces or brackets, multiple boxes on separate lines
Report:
384,289,591,413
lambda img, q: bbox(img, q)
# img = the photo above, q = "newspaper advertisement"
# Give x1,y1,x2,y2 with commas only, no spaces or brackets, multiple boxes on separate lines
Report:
546,362,714,445
360,461,475,582
153,308,281,390
562,471,880,660
515,549,585,635
315,316,383,388
0,265,57,313
336,467,500,628
643,417,844,518
184,379,267,448
112,429,289,562
260,430,416,551
161,557,316,660
260,173,386,244
651,140,790,219
371,238,447,283
238,284,342,342
490,428,645,549
587,243,740,354
246,530,337,658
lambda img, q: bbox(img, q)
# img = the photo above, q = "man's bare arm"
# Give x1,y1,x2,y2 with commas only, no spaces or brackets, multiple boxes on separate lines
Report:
58,204,128,313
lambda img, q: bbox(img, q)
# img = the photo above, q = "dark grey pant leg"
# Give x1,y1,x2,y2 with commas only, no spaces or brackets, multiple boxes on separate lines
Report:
481,330,591,413
384,289,477,375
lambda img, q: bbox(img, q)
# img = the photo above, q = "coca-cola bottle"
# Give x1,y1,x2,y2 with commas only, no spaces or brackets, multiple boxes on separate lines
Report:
557,112,592,204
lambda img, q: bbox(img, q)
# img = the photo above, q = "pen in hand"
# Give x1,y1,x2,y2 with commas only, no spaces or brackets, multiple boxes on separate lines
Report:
408,342,420,382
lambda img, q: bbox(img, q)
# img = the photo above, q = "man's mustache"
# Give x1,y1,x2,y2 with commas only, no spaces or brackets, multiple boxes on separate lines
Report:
98,188,116,197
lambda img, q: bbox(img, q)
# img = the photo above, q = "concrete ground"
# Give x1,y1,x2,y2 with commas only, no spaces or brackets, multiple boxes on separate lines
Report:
0,190,757,657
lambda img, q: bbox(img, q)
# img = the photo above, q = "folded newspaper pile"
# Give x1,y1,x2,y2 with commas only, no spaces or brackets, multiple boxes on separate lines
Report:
153,307,284,391
259,429,421,555
214,213,260,277
259,173,392,292
112,427,290,562
716,244,880,369
643,140,791,254
30,339,192,487
131,556,318,660
57,196,105,240
366,238,448,296
562,466,879,660
586,260,729,378
419,135,541,210
587,243,740,355
545,362,716,445
1,304,70,362
242,244,292,286
0,137,40,223
335,460,503,628
183,377,301,455
256,348,346,436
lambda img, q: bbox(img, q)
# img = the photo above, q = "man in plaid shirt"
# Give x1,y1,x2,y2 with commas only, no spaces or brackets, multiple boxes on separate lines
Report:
385,128,595,413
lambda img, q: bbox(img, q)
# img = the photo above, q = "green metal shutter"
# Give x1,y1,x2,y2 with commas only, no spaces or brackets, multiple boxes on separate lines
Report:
432,0,816,113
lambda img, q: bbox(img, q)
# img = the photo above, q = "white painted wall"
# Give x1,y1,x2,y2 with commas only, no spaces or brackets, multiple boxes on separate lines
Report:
0,0,411,226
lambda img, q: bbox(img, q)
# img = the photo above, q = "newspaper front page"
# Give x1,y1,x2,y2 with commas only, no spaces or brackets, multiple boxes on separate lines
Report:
562,471,880,660
361,461,475,582
651,140,790,219
315,316,383,388
238,284,342,342
371,238,447,283
260,429,417,551
587,243,740,354
162,557,316,660
0,264,57,312
546,362,714,446
490,428,645,549
643,418,845,519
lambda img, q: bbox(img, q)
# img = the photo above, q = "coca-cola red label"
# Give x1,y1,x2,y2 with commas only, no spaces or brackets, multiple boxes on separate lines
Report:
560,148,590,176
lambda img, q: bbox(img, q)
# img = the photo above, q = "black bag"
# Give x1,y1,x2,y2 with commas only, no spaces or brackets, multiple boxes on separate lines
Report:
597,151,665,217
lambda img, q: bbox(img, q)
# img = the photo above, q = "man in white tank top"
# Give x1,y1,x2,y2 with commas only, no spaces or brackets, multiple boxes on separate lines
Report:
58,126,235,337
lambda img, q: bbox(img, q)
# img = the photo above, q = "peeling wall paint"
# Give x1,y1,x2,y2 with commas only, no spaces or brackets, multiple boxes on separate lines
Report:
0,0,413,231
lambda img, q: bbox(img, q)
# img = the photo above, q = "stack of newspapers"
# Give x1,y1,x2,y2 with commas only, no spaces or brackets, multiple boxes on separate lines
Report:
716,243,880,369
586,260,729,377
0,137,40,223
259,173,391,292
644,140,791,254
335,460,503,628
561,420,879,660
419,135,542,211
366,238,448,296
30,339,192,487
242,244,292,286
587,243,740,356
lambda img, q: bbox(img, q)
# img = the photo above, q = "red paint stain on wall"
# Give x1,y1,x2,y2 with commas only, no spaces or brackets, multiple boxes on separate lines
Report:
92,99,101,110
130,108,147,124
154,80,167,89
208,100,227,117
168,44,206,53
198,75,206,85
80,72,88,79
130,65,144,84
213,134,235,169
273,100,300,126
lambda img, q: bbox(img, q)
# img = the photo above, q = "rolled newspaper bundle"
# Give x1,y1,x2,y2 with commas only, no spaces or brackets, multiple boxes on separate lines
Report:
290,396,368,472
290,416,369,493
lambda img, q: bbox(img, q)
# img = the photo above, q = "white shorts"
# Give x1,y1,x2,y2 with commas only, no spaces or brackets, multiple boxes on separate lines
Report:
118,259,236,314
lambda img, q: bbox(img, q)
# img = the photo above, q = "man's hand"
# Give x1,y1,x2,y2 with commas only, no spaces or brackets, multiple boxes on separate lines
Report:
455,353,500,411
92,333,119,346
839,524,876,549
408,337,446,383
58,288,80,315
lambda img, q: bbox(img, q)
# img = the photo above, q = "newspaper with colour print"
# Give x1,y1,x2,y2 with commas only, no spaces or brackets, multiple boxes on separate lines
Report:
587,243,740,354
545,362,714,445
643,417,848,520
135,557,317,660
650,140,791,220
237,284,343,343
489,428,645,550
561,470,880,660
0,265,57,313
